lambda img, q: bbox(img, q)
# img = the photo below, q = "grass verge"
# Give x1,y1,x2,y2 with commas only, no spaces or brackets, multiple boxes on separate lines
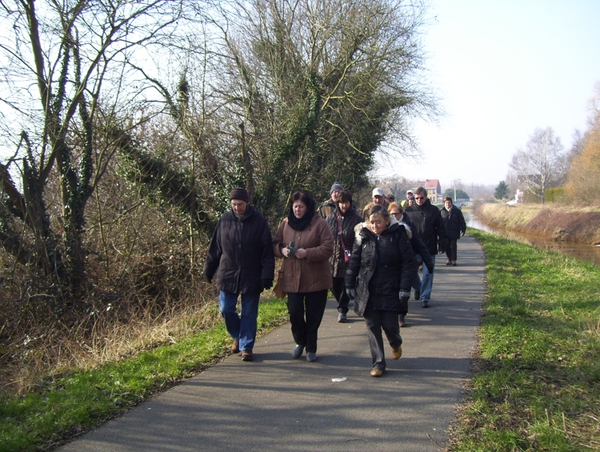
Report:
0,297,288,452
448,229,600,451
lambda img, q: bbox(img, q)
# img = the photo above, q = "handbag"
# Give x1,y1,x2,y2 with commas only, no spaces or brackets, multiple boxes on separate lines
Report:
273,221,288,299
336,214,351,265
273,269,286,299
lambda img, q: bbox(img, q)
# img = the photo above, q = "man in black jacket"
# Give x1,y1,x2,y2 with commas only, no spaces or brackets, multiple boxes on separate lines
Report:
404,187,447,308
440,197,466,266
203,188,275,361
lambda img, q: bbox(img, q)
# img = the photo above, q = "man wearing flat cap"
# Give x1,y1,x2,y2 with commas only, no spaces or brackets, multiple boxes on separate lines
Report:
318,182,344,218
203,187,274,362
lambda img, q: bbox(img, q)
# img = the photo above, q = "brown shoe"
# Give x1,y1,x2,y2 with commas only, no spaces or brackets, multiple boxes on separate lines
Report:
392,345,403,360
231,340,240,354
370,369,384,377
398,314,406,327
241,351,254,361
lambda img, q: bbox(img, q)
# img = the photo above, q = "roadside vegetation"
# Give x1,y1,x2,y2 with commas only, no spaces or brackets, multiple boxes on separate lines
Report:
448,229,600,451
0,296,288,452
475,203,600,245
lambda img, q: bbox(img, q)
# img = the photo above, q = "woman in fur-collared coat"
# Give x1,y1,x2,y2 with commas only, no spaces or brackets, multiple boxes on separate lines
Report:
345,205,416,377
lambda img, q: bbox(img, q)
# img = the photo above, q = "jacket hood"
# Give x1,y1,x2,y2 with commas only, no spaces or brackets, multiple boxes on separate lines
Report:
353,216,411,246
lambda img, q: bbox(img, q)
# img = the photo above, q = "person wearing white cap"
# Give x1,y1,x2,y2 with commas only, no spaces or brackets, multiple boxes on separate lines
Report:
401,189,414,209
362,187,389,221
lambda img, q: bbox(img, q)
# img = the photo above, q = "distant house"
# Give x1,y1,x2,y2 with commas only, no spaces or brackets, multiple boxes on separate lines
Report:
417,179,443,204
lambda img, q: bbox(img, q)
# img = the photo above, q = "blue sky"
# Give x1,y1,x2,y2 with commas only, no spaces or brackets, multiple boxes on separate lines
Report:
377,0,600,190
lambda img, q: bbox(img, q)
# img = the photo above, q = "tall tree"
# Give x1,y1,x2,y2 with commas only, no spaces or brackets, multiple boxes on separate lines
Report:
565,84,600,202
210,0,433,216
509,127,566,204
0,0,185,310
494,181,510,200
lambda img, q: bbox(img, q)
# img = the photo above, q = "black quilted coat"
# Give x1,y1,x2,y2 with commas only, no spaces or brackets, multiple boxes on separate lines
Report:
345,222,416,316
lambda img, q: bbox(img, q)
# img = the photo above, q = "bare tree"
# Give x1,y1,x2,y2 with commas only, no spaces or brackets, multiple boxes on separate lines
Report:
206,0,433,215
509,127,566,204
566,83,600,202
0,0,185,310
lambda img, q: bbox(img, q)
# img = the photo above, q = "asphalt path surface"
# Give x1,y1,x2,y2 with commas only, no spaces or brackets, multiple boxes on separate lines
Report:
58,235,485,451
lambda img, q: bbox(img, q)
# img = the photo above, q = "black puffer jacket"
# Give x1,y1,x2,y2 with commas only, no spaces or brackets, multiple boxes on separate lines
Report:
405,198,448,255
401,213,434,272
326,207,363,278
440,205,466,240
203,205,275,294
345,222,416,316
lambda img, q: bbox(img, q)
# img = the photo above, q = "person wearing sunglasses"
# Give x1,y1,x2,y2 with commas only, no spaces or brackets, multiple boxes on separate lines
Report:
404,187,448,308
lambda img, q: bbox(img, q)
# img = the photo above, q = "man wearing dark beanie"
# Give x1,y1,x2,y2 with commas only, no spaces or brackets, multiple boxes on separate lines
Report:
318,182,344,218
203,187,274,361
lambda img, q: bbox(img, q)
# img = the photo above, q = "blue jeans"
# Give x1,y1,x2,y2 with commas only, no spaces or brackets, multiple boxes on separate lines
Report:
219,291,260,352
420,254,435,301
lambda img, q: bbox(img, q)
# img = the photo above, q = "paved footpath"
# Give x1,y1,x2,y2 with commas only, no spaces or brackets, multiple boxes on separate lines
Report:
59,235,485,452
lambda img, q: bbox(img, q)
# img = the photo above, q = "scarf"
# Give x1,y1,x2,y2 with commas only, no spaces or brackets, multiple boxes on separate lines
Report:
287,192,316,231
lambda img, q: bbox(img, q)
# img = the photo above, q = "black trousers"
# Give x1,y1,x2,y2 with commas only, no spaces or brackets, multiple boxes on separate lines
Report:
446,239,458,262
363,302,402,371
331,276,350,314
287,289,328,353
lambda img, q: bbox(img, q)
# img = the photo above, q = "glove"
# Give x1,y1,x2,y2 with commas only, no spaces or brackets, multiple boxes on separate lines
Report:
286,241,298,258
425,263,434,274
399,293,410,311
461,231,465,236
261,278,273,290
346,288,356,300
203,272,212,284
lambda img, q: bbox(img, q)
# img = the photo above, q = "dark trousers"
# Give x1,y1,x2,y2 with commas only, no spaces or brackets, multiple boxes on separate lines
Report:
446,239,458,262
363,302,402,371
287,290,328,353
331,277,350,314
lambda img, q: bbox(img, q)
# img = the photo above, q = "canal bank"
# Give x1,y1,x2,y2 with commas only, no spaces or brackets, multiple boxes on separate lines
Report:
467,203,600,266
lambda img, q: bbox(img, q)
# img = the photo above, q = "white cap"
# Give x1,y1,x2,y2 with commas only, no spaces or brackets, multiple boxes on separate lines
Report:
372,187,385,197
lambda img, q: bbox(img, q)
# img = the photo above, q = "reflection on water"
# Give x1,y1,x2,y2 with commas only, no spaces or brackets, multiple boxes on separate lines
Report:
463,212,600,266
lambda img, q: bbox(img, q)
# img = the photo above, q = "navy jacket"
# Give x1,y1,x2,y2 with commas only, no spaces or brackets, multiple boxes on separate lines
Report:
203,205,274,294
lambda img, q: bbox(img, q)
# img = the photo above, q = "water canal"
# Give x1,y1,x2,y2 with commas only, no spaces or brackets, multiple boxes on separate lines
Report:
464,212,600,266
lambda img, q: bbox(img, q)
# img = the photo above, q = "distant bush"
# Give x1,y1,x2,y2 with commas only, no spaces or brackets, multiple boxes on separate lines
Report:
545,187,569,203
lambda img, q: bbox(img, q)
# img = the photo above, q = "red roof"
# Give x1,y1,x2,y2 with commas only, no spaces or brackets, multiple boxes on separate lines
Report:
417,179,440,190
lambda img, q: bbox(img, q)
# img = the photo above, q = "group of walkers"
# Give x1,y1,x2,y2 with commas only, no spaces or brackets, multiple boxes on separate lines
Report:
202,183,466,377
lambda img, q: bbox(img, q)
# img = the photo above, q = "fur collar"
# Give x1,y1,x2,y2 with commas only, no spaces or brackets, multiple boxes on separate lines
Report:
354,216,411,246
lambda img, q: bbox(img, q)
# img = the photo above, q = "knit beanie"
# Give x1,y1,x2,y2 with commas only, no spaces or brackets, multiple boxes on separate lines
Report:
229,187,250,203
330,182,344,194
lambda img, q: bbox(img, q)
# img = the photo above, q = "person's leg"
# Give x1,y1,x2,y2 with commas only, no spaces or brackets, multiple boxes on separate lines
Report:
219,290,240,340
381,310,402,350
286,293,307,347
447,239,457,263
420,254,435,303
304,289,328,353
412,271,422,299
363,302,386,371
238,292,260,352
450,240,458,264
332,277,350,314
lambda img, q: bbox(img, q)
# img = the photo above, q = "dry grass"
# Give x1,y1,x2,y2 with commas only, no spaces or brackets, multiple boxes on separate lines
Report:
476,202,600,244
0,279,219,396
